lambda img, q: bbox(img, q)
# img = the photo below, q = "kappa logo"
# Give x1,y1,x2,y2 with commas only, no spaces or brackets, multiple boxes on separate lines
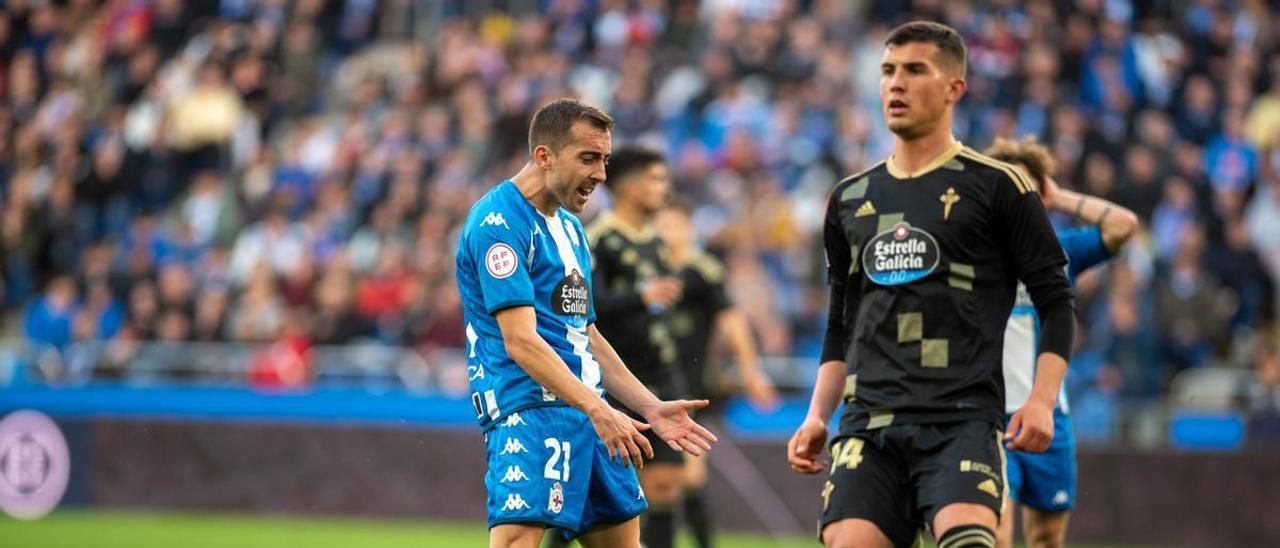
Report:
500,438,528,455
501,413,527,428
482,212,510,229
499,465,529,483
977,479,1000,499
855,201,877,217
501,494,532,511
548,481,564,513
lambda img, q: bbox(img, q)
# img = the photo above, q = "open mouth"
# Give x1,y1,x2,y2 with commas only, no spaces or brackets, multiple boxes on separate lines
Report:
576,185,594,199
887,99,908,114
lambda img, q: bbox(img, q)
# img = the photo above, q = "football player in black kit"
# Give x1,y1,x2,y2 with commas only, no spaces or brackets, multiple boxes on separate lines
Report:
786,22,1076,548
655,199,779,548
584,147,685,548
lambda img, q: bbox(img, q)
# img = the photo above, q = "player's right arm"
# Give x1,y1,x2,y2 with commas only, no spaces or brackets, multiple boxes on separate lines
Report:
789,195,852,474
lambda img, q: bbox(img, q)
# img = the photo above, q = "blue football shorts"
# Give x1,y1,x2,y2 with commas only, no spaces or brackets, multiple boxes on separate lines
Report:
485,406,648,539
1004,408,1077,512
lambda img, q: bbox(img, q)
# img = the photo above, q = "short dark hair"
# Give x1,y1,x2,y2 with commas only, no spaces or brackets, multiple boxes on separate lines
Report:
528,98,614,155
884,21,967,77
984,135,1055,190
604,147,664,188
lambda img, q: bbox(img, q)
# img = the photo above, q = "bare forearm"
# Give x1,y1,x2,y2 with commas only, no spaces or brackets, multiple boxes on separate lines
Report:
588,324,661,416
506,335,607,414
715,309,763,378
1029,353,1068,407
1050,188,1138,251
805,360,847,422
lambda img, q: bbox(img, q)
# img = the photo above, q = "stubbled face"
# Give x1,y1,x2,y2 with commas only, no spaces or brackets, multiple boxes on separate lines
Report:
622,162,672,216
880,42,964,139
539,121,611,213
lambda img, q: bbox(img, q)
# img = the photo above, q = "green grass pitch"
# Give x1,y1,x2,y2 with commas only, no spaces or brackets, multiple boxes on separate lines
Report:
0,510,1138,547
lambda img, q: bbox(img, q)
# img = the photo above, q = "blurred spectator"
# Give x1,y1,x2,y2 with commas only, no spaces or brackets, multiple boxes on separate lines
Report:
1241,335,1280,447
24,276,78,350
1156,224,1228,370
0,0,1272,423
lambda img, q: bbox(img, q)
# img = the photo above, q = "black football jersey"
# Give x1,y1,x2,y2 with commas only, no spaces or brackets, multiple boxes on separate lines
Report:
824,142,1069,433
587,213,682,394
669,251,732,397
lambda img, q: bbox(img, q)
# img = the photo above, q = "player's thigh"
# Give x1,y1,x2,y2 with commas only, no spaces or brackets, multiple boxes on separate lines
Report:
637,427,685,502
912,421,1004,536
682,451,707,488
576,516,641,548
489,523,545,548
1021,506,1069,548
821,518,897,548
638,461,683,503
820,434,918,547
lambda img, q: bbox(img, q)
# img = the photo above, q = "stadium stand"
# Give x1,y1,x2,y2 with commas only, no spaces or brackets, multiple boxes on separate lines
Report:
0,0,1278,449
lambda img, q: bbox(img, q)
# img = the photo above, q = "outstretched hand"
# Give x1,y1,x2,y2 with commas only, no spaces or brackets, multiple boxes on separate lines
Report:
643,399,718,456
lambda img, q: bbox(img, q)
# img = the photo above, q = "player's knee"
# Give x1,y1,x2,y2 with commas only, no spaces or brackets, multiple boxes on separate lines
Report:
820,519,895,548
936,524,997,548
1024,521,1067,548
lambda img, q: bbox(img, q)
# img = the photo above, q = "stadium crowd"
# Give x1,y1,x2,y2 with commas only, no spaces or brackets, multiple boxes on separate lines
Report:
2,0,1279,445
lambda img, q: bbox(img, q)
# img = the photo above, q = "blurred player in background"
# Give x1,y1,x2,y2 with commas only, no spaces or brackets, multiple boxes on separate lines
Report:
655,199,781,548
456,99,716,548
584,147,688,548
985,137,1139,548
787,22,1075,548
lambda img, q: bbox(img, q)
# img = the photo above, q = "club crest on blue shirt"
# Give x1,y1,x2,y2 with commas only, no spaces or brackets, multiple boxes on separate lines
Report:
552,269,590,317
863,222,940,286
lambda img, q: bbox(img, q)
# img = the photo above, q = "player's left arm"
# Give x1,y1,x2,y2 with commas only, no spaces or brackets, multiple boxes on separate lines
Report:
587,323,718,456
997,172,1076,454
1041,175,1139,254
713,308,779,411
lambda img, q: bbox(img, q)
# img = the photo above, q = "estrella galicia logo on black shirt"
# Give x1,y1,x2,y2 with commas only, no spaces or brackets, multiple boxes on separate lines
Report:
552,269,590,316
863,222,940,285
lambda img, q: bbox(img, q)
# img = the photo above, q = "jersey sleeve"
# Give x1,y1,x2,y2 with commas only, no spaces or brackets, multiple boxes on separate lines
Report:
1056,226,1111,281
469,215,535,314
821,193,852,363
993,171,1075,360
993,173,1069,278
